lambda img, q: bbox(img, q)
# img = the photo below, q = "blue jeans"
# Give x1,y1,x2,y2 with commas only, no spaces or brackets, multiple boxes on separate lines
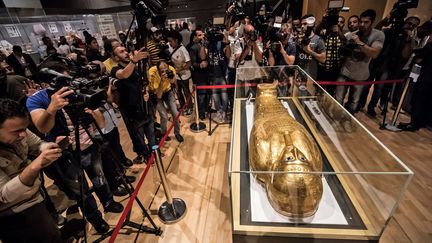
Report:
335,75,364,114
121,110,155,158
211,77,228,113
156,91,180,135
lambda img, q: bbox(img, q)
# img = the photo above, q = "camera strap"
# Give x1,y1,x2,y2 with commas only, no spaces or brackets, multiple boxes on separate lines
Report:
169,45,182,60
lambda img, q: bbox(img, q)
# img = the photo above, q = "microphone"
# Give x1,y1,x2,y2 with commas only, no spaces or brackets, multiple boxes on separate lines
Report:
40,68,72,79
70,46,85,52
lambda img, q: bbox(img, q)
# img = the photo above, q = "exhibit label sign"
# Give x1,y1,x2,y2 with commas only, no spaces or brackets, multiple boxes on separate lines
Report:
4,24,21,37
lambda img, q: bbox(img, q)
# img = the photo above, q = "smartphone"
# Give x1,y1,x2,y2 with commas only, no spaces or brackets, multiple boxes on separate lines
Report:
57,137,70,150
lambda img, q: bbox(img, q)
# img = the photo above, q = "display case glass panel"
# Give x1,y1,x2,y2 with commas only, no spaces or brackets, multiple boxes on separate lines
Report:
228,66,413,241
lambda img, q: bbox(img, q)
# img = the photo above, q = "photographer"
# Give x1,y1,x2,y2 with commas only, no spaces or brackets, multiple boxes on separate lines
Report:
26,62,120,234
167,30,193,115
207,28,229,122
335,9,384,114
366,16,420,116
267,28,296,66
239,24,264,66
316,14,346,96
148,60,184,142
111,46,156,163
188,30,209,120
146,27,165,67
294,14,326,80
0,99,63,242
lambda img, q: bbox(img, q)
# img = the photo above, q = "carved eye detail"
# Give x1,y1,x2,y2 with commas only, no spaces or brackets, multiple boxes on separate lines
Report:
300,156,306,162
287,156,294,161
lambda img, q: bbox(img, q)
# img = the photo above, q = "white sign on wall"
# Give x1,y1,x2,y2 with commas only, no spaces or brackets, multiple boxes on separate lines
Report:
4,24,21,38
63,22,73,32
47,23,58,33
99,23,117,39
97,15,114,23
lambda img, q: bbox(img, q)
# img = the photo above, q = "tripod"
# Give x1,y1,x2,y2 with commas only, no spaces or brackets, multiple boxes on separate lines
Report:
76,110,162,242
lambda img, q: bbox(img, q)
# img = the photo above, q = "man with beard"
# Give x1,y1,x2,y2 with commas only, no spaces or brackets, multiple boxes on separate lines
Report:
335,9,384,114
111,46,156,163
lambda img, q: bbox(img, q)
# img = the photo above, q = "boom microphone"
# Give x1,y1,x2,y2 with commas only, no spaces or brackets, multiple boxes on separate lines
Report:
40,68,72,79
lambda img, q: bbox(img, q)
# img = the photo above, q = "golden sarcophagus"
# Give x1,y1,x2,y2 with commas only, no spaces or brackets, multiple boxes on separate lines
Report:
249,83,323,218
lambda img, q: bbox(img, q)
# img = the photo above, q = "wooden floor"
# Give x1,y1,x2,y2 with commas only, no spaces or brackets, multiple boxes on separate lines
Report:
80,108,431,243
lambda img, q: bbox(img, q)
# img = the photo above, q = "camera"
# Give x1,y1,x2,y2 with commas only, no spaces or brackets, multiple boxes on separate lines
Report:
157,41,171,61
227,0,246,21
389,0,419,29
267,28,285,53
47,75,109,111
165,69,174,79
206,26,224,43
322,0,350,28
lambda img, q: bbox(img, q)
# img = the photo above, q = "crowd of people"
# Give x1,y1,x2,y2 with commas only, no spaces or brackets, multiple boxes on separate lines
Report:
0,3,431,242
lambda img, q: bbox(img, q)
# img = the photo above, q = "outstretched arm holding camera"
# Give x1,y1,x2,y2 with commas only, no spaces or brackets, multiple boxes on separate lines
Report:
113,47,148,79
29,87,74,133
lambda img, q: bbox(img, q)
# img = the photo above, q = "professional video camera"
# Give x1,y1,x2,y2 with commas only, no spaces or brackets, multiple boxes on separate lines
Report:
42,62,109,111
227,0,246,21
322,0,349,28
389,0,419,30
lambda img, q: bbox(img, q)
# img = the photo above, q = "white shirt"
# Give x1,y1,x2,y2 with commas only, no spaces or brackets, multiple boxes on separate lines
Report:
169,45,191,80
180,29,191,47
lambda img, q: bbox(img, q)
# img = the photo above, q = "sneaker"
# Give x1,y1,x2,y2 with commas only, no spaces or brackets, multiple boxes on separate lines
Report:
87,215,109,234
122,158,133,168
113,186,128,197
133,155,144,164
175,134,184,143
104,201,124,213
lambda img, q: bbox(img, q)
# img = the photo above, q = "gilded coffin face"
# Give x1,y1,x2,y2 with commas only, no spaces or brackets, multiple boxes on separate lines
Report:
249,83,323,218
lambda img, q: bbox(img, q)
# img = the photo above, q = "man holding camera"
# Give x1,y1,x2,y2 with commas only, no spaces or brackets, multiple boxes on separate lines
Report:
0,99,63,242
111,45,157,162
26,62,120,234
268,30,296,66
294,14,326,80
335,9,384,114
148,60,184,142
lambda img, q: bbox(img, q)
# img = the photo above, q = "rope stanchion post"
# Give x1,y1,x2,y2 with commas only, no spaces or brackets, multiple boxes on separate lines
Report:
152,145,187,224
384,77,411,132
190,85,206,133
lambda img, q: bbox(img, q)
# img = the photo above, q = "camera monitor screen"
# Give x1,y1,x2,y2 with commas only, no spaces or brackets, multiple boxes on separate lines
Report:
213,17,225,25
328,0,344,8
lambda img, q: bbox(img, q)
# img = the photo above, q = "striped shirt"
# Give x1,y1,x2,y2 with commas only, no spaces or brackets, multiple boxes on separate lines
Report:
146,40,160,67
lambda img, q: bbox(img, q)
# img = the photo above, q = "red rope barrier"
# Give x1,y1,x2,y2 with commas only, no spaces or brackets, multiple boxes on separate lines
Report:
109,90,193,242
194,79,405,90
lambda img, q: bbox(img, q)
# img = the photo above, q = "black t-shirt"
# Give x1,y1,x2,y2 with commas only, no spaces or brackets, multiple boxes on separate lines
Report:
111,64,149,120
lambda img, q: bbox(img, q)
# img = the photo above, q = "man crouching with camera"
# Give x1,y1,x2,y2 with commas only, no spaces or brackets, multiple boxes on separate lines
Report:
148,60,184,143
0,99,64,242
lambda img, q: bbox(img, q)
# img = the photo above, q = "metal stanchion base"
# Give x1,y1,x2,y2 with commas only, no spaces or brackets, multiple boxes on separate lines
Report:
158,198,187,224
385,124,402,132
190,122,206,133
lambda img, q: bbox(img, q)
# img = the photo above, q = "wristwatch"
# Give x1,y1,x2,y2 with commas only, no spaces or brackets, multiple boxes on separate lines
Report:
358,42,366,47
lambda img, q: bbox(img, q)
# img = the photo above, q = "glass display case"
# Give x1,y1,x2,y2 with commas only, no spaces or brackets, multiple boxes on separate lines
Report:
228,66,413,242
